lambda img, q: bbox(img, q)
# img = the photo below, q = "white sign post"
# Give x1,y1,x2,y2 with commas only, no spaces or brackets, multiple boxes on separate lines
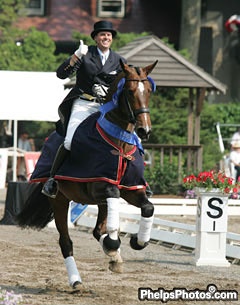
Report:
195,189,230,267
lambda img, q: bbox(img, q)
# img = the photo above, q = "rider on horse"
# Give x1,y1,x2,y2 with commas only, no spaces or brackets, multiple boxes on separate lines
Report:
19,57,158,288
42,21,126,198
225,15,240,33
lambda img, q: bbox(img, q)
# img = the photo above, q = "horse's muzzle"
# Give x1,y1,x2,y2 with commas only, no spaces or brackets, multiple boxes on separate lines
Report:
136,127,151,141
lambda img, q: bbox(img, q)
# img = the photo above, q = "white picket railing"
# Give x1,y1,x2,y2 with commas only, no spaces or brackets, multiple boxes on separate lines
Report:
146,197,240,216
75,199,240,264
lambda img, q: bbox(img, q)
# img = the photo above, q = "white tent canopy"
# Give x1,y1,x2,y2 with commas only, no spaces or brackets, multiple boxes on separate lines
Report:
0,70,70,181
0,71,69,121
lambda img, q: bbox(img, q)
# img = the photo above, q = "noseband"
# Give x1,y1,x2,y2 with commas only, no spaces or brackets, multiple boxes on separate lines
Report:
123,78,150,124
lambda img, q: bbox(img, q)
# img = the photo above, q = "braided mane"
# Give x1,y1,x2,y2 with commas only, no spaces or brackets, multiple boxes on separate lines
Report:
105,71,125,102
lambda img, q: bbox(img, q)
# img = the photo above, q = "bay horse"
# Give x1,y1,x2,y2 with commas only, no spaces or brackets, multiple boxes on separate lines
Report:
16,59,158,289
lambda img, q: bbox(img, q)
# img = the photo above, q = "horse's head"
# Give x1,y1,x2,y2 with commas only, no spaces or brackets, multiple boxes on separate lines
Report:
119,60,158,141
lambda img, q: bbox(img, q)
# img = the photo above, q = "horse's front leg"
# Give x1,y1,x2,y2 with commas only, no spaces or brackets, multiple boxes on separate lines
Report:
91,183,121,256
93,204,123,273
101,187,122,257
51,193,82,288
121,189,154,250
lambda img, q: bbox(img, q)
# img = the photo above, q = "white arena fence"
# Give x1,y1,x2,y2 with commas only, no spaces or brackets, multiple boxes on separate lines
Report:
119,197,240,216
72,198,240,265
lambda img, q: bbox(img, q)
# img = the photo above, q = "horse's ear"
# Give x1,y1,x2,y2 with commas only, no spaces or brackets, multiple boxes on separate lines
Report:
143,60,158,75
120,59,126,72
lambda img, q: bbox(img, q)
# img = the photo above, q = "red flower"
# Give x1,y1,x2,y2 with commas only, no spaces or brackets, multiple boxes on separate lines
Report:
233,187,238,193
183,170,240,194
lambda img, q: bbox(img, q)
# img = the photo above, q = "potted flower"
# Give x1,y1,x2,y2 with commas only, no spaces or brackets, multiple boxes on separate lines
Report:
182,170,240,195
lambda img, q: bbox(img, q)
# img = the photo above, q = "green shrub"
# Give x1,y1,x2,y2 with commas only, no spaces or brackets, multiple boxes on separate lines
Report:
145,163,181,195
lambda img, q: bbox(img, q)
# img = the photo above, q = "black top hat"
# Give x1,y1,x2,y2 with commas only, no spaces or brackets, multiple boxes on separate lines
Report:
91,21,117,39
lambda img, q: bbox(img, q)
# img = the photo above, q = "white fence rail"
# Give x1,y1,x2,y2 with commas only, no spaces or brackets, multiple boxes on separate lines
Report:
75,198,240,264
147,197,240,216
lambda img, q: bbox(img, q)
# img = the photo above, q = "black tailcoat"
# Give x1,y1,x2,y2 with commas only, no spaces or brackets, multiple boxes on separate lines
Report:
55,46,126,135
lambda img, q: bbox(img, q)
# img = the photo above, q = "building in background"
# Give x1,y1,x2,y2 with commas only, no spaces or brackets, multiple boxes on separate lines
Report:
15,0,240,102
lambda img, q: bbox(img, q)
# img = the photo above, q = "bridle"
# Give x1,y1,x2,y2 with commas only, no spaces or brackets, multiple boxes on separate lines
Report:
122,77,151,124
98,61,157,145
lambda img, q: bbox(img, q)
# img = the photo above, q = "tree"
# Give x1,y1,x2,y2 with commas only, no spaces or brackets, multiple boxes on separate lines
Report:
72,30,150,52
149,88,189,144
0,1,58,147
179,0,201,64
0,0,57,71
0,0,28,31
0,27,57,71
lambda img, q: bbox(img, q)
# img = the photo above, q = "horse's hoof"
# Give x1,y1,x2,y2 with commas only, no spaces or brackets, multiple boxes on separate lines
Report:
100,234,121,257
130,234,149,250
109,261,123,273
72,280,82,289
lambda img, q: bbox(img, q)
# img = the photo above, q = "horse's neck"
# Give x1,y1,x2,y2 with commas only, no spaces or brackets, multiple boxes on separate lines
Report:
103,72,136,152
104,110,135,153
105,108,134,132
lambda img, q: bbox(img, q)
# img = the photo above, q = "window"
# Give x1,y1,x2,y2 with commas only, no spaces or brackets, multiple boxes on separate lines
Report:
22,0,45,16
98,0,125,18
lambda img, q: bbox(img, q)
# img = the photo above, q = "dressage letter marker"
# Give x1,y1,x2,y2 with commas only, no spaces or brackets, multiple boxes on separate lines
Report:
195,191,230,267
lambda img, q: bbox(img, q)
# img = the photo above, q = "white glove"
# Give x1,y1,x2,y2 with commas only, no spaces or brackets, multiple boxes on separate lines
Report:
92,84,109,97
74,40,88,59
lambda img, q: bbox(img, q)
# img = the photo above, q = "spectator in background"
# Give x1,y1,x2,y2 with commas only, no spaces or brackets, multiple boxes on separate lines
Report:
229,141,240,182
230,128,240,148
18,131,35,152
17,131,35,180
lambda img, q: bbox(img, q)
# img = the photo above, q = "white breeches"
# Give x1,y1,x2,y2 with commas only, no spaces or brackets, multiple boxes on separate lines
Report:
64,98,100,150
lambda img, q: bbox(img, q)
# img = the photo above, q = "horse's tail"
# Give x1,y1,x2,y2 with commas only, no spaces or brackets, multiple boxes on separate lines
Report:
16,182,54,230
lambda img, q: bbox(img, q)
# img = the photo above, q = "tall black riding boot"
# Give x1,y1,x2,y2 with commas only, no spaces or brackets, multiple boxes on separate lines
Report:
146,185,153,198
42,144,69,198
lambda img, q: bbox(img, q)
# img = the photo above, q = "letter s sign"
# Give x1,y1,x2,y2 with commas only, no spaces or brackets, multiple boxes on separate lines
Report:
207,197,223,219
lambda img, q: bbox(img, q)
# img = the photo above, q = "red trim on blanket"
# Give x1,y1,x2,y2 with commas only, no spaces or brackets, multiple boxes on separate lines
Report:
96,122,137,156
96,122,136,182
31,175,120,184
30,176,146,190
56,175,121,184
30,124,143,190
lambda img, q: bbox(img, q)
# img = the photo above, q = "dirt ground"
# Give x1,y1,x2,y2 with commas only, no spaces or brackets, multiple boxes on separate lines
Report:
0,190,240,305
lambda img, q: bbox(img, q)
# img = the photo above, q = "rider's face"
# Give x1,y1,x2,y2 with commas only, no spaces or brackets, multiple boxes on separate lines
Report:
94,31,113,52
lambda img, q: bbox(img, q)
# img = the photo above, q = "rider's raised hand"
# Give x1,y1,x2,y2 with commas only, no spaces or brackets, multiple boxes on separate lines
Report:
74,40,88,59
